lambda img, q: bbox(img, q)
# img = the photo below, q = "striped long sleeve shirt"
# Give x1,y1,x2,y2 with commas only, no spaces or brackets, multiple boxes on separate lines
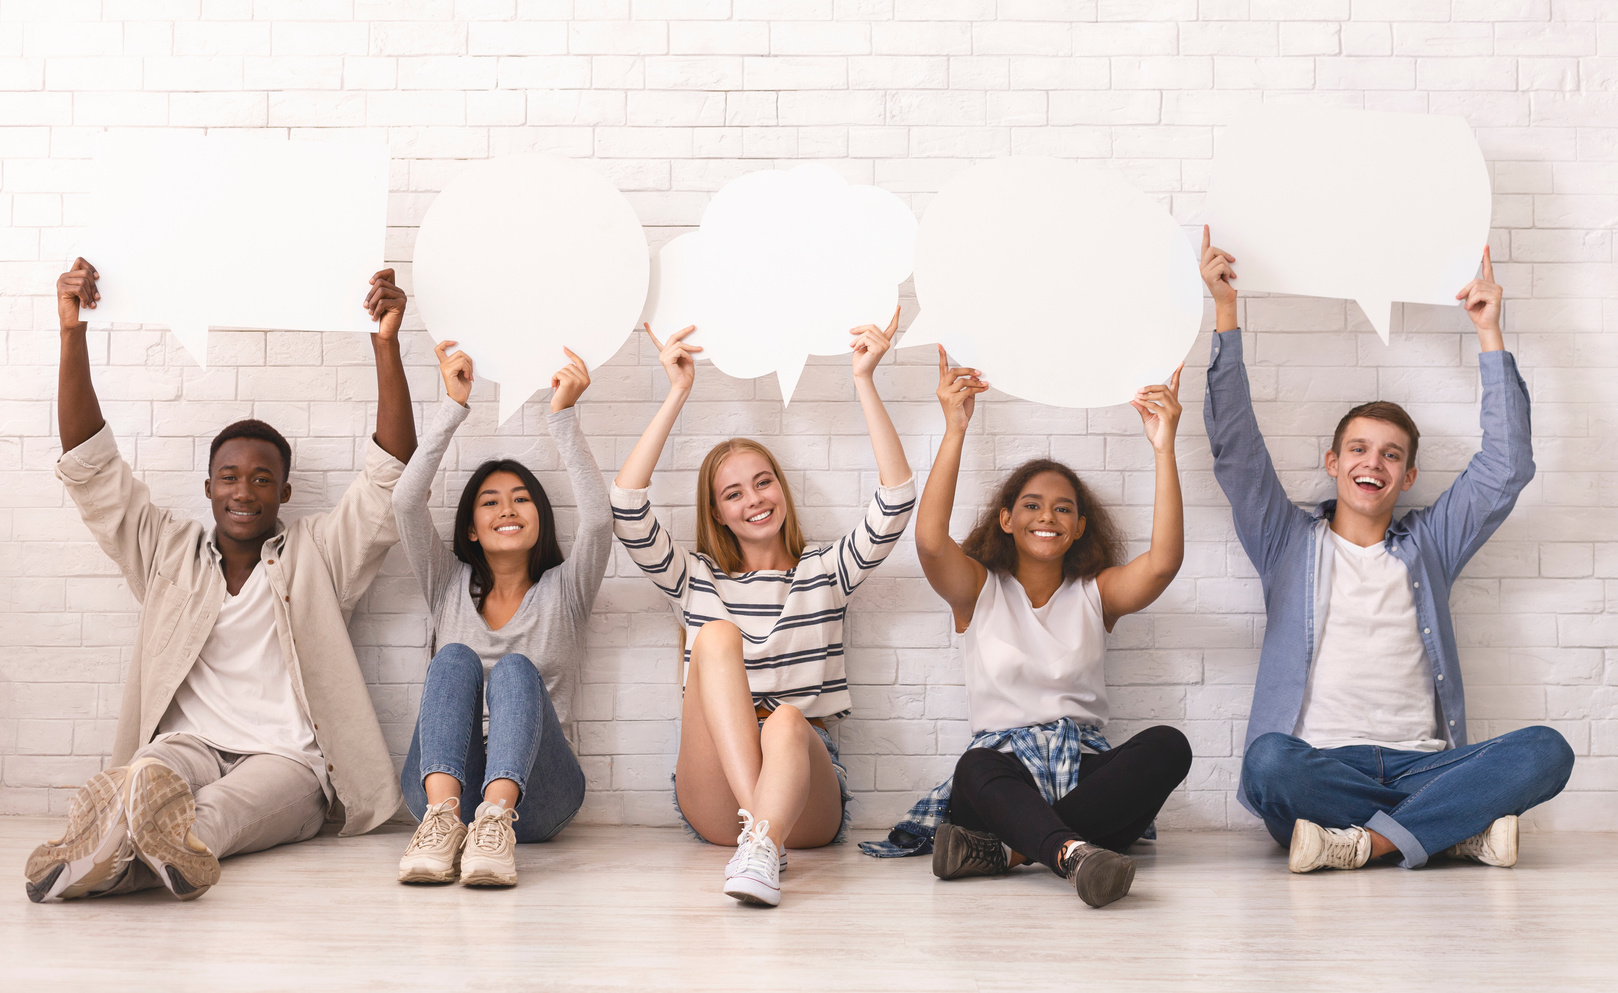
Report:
610,478,917,721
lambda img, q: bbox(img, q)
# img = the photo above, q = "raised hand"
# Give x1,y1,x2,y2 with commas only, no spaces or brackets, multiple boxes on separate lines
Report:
645,322,700,392
366,268,406,341
434,339,474,406
935,345,987,435
550,346,591,412
1131,362,1185,454
57,257,100,329
850,305,901,380
1200,225,1238,332
1455,245,1504,349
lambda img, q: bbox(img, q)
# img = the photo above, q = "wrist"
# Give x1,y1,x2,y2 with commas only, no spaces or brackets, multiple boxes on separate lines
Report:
60,322,87,335
1215,303,1238,333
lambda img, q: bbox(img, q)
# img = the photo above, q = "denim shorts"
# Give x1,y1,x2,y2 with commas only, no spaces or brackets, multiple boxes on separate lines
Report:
671,720,853,845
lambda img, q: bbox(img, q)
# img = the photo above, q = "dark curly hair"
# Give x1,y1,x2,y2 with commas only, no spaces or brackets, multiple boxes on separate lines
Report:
961,459,1123,581
209,419,291,482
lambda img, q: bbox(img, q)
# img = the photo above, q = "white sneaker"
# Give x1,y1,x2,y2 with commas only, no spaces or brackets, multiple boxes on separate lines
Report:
398,798,467,884
1288,819,1372,873
1444,815,1518,867
459,800,519,887
24,767,137,903
722,808,781,907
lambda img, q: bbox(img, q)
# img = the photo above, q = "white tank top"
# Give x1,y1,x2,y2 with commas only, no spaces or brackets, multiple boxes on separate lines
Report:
962,571,1108,734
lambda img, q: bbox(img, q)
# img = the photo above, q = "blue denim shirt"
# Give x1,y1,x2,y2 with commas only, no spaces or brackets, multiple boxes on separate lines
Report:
1204,328,1534,815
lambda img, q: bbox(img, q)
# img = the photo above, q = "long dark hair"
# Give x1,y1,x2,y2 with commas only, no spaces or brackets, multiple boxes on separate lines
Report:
452,459,564,613
961,458,1122,582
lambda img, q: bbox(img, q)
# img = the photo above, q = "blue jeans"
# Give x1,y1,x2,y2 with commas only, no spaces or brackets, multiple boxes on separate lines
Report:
1241,727,1574,868
401,643,586,844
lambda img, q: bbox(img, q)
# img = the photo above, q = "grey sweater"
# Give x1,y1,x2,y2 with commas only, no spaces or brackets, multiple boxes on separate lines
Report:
393,394,613,730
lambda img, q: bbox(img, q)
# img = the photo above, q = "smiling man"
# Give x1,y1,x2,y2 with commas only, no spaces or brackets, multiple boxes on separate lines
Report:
25,258,416,903
1199,230,1573,874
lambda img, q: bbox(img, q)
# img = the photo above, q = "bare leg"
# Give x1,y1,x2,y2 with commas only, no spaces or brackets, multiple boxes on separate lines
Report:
1369,829,1397,859
483,778,519,811
424,772,461,807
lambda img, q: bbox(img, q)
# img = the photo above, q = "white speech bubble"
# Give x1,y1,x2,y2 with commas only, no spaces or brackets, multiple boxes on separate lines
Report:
903,157,1202,409
1206,107,1492,343
639,164,916,403
80,132,389,367
411,154,650,425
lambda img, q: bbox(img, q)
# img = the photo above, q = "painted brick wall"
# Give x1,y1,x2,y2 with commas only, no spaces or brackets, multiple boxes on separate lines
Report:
1,0,1613,832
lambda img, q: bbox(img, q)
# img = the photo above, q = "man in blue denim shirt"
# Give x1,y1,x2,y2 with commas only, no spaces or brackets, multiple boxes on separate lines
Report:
1200,229,1573,874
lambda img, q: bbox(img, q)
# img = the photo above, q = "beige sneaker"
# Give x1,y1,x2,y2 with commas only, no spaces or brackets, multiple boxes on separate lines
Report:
398,798,467,884
125,757,221,900
459,800,519,887
24,767,137,903
1444,815,1518,867
1288,819,1372,873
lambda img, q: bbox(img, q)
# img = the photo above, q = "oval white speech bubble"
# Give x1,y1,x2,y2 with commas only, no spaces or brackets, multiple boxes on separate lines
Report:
412,154,649,424
1206,107,1492,343
640,163,916,403
903,157,1202,409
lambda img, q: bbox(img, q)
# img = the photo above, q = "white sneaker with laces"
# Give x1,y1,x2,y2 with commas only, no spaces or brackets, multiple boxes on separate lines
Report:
398,798,467,884
723,808,781,907
1288,819,1373,873
1444,815,1518,867
459,800,519,887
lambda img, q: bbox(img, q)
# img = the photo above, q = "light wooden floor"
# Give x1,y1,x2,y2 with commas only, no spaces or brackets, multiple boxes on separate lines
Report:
2,817,1614,992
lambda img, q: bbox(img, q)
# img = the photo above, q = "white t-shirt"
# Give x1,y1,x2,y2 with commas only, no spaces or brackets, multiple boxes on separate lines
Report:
1293,530,1445,752
962,572,1108,735
156,563,332,800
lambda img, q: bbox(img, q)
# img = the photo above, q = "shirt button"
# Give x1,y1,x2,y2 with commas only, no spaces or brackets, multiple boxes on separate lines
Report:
285,596,291,603
1448,720,1455,727
1437,674,1444,681
1423,628,1430,634
267,559,275,565
1412,581,1419,588
327,764,334,772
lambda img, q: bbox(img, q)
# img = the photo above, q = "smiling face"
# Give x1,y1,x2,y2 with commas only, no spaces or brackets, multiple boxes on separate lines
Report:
1325,416,1418,522
467,470,542,555
206,438,290,546
710,449,789,547
999,470,1087,567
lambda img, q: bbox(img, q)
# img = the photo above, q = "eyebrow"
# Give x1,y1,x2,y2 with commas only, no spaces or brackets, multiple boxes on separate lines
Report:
1343,437,1406,453
479,485,530,497
1019,492,1076,504
720,471,772,494
214,463,279,476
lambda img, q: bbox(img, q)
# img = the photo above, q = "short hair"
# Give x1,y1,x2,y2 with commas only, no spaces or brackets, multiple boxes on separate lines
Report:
961,459,1123,582
1332,401,1420,469
209,419,292,481
695,438,806,576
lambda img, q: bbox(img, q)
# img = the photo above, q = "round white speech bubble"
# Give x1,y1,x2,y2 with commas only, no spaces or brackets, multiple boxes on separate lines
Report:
412,154,649,424
640,163,916,403
903,157,1202,408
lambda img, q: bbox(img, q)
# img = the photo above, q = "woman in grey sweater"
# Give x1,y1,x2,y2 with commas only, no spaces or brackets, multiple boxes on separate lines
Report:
393,341,613,887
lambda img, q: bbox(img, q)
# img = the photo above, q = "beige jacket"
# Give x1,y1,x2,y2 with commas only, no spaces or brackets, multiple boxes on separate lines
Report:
56,424,405,836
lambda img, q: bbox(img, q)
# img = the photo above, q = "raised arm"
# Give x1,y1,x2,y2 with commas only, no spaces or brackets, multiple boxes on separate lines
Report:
1096,365,1186,630
391,340,475,611
917,345,990,630
545,348,614,620
365,268,416,464
615,323,700,490
57,257,106,452
849,307,913,488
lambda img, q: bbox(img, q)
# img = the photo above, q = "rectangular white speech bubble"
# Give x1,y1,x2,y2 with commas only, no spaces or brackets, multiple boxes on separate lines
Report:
1205,107,1492,343
80,132,390,366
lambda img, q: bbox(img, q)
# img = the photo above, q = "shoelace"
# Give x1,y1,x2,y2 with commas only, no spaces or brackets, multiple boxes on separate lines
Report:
734,810,777,877
959,830,1004,873
406,799,461,854
471,805,518,851
1320,829,1363,866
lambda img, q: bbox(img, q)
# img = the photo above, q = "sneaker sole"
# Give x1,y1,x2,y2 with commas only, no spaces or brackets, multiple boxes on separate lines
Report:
1074,851,1136,908
459,864,517,887
126,760,220,901
931,823,1003,881
398,861,461,884
24,769,131,903
723,875,781,907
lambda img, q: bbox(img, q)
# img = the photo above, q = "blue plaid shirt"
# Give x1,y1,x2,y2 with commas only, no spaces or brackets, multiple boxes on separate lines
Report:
860,717,1153,858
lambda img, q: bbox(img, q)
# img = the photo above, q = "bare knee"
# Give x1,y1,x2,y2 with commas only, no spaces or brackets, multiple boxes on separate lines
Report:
691,620,743,662
760,705,811,749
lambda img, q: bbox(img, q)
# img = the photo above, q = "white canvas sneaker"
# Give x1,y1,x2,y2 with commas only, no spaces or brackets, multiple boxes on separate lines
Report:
459,800,519,887
24,767,137,903
1288,819,1373,873
1444,815,1518,867
722,809,782,907
398,798,467,884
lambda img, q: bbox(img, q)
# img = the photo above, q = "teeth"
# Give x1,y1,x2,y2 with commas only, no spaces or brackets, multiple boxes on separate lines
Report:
1033,530,1058,538
746,510,771,523
1353,477,1384,489
495,525,521,532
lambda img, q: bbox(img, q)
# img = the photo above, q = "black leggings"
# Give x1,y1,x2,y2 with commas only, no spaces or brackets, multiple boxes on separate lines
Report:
946,725,1193,873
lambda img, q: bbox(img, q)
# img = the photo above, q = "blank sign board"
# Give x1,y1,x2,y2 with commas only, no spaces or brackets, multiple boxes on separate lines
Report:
1206,107,1492,343
412,154,650,425
904,157,1202,409
81,132,390,367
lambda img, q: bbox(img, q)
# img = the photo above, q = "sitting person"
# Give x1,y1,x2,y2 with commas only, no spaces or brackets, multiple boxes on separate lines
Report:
26,258,416,902
1200,228,1574,872
393,342,611,887
861,347,1193,910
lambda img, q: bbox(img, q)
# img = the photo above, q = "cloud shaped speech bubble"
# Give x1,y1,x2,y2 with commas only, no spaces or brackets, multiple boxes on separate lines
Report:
81,132,389,367
639,164,916,403
411,154,650,425
1206,107,1492,343
902,157,1202,408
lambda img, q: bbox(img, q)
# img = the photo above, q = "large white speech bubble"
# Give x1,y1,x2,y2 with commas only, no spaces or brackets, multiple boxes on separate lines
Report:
639,164,916,403
412,154,649,425
903,157,1202,408
80,132,389,367
1206,107,1492,343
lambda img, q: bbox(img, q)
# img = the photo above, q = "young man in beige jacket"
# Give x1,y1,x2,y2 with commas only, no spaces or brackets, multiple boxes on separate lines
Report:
25,258,418,902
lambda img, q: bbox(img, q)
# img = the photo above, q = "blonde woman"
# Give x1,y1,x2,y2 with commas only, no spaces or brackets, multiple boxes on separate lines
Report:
611,315,915,907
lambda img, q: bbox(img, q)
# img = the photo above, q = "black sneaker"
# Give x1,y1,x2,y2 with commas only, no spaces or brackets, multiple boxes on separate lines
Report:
1059,841,1136,908
931,822,1008,880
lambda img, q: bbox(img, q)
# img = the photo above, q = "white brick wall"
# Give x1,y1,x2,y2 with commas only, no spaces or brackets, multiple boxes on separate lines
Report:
2,2,1614,832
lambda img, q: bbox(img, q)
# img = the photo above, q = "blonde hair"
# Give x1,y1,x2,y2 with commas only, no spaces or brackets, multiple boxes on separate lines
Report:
695,438,806,575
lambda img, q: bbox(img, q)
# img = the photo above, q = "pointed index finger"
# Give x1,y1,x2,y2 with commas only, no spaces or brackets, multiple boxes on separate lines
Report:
642,322,665,351
884,304,901,336
1202,224,1211,254
1480,244,1494,284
